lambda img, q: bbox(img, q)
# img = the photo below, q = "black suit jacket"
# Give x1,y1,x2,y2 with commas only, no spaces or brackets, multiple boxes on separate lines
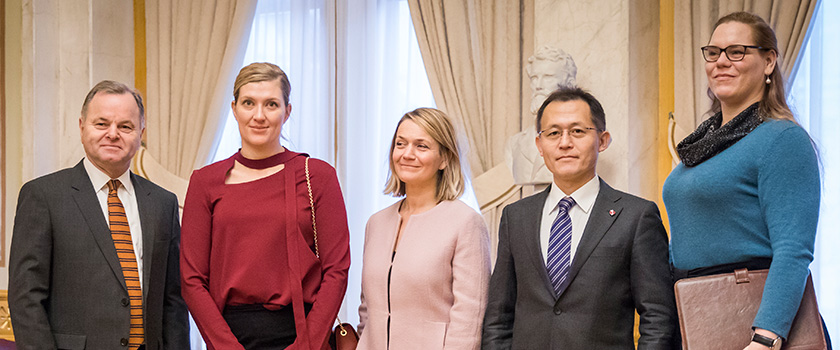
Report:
9,160,189,350
482,179,676,350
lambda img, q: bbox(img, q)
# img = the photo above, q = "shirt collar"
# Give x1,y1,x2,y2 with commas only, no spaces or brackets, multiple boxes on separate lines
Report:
83,158,135,196
547,175,601,214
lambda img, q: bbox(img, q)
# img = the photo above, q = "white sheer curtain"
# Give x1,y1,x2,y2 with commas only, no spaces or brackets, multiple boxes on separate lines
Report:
788,1,838,346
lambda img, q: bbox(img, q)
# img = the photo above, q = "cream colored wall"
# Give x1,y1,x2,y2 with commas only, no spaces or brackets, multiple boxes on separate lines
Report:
534,0,660,201
22,0,135,178
2,0,135,290
3,0,24,291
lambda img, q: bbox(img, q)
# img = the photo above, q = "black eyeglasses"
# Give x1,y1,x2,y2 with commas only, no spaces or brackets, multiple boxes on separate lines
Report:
700,45,768,62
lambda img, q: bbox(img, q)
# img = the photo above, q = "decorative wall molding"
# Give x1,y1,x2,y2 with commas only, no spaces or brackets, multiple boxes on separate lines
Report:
0,290,13,341
2,0,7,268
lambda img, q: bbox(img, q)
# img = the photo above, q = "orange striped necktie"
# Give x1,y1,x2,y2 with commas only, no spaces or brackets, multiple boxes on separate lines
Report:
107,179,144,349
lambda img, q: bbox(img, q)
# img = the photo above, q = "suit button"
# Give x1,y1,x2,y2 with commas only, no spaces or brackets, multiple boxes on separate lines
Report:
553,305,562,315
120,338,129,346
121,298,130,307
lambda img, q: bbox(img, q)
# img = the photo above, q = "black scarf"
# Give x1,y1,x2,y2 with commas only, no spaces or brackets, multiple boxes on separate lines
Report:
676,102,763,167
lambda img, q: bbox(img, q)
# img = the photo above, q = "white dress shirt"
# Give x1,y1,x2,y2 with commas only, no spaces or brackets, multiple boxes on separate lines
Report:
84,158,144,289
540,175,601,265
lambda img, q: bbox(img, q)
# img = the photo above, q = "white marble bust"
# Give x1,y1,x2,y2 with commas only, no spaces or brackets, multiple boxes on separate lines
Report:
505,45,578,185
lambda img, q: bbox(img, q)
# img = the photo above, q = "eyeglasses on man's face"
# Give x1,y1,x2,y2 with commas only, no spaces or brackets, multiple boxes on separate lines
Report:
538,127,597,142
701,44,769,62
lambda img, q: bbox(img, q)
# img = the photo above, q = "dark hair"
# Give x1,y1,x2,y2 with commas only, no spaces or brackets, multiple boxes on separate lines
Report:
233,62,291,105
707,11,793,121
81,80,145,126
535,86,606,132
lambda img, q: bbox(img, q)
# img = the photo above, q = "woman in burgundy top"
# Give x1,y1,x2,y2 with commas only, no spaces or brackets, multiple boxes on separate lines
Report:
181,62,351,350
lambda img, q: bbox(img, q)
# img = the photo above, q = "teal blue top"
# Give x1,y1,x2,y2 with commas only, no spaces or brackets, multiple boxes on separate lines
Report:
663,119,820,338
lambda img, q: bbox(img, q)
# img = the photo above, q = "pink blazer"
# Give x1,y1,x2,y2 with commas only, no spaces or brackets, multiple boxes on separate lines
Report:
357,200,490,350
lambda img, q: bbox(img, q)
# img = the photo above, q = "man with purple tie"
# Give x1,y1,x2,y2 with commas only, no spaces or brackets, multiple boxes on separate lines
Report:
482,87,677,350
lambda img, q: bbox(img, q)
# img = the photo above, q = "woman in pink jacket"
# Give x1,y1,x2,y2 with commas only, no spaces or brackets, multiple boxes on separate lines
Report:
357,108,491,349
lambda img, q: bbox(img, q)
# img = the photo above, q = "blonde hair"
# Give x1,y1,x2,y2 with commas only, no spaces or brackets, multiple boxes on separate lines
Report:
384,108,465,201
233,62,291,104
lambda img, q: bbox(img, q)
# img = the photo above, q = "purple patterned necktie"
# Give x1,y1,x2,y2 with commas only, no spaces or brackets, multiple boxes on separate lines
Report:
547,197,575,296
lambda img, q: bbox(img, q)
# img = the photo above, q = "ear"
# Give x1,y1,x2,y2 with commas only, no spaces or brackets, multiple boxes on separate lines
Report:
598,130,612,152
764,50,778,76
535,135,544,157
282,103,292,124
438,152,448,170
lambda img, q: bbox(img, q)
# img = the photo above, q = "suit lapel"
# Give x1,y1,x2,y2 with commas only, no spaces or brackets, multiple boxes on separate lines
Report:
555,179,622,299
70,161,127,291
132,173,155,301
524,189,557,297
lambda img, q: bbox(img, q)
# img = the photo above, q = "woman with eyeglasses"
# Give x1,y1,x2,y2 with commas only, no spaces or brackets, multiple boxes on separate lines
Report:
356,108,490,350
663,12,829,350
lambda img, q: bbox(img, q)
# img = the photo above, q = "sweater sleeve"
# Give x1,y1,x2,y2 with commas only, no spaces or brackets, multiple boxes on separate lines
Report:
180,169,245,350
753,125,820,338
305,159,351,348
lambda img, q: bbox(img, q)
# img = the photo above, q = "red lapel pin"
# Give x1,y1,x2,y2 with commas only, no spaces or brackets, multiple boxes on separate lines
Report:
609,209,616,216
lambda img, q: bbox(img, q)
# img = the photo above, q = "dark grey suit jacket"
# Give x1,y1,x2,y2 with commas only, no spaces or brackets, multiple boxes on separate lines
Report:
9,160,189,350
482,179,676,350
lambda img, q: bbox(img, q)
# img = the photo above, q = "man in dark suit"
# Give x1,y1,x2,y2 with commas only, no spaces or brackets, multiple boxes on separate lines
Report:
482,87,676,349
9,80,189,349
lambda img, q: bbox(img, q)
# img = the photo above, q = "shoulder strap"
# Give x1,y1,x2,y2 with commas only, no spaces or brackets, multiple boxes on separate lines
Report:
305,157,348,334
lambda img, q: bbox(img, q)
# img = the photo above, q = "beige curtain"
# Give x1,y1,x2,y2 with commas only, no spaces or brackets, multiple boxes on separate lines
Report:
145,0,258,178
407,0,532,260
407,0,528,177
673,0,817,139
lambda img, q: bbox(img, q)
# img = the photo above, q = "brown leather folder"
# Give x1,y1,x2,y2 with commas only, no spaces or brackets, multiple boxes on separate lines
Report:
674,268,826,350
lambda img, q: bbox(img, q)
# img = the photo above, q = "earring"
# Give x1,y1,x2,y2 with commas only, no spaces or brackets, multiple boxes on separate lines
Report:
765,76,771,84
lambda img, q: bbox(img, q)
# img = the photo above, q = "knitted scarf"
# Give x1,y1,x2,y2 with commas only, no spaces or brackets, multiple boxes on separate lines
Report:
676,102,763,167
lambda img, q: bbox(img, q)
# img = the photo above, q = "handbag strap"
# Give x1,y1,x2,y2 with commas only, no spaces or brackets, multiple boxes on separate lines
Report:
305,157,320,258
304,157,349,336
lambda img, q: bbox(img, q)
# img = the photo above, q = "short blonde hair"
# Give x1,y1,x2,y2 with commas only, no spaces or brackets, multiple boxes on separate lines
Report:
384,108,465,201
233,62,291,104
